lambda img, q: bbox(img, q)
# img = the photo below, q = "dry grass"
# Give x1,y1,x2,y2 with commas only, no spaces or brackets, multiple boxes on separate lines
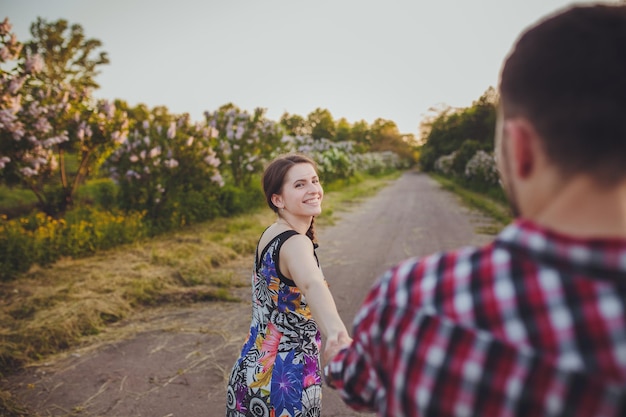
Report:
0,210,276,375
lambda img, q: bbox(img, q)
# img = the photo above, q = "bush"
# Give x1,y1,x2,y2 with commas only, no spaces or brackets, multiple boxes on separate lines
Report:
0,207,147,281
77,178,119,210
434,151,457,176
0,216,36,280
217,183,264,216
464,150,500,186
451,140,483,177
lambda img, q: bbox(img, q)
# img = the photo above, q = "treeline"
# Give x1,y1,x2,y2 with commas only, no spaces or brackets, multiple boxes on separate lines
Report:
0,17,415,280
418,87,504,199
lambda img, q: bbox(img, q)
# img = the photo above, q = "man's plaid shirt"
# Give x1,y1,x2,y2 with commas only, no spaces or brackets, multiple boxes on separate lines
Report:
325,220,626,416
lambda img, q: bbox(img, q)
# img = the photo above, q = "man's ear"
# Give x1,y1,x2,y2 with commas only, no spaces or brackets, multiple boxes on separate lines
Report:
505,119,538,180
271,194,283,209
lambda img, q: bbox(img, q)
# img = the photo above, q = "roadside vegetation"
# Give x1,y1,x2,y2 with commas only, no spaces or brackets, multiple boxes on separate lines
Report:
430,173,512,228
418,86,515,233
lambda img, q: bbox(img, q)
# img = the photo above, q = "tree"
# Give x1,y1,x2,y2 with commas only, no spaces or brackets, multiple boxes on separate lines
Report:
369,119,415,162
23,18,109,91
349,120,372,152
307,108,335,140
334,117,351,143
0,18,126,215
280,112,310,137
418,88,496,172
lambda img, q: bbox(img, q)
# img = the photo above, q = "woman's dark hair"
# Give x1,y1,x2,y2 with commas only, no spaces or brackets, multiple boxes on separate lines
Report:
262,154,319,244
499,4,626,184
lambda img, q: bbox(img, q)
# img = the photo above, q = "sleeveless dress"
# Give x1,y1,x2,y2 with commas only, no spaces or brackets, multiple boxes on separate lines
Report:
226,230,323,417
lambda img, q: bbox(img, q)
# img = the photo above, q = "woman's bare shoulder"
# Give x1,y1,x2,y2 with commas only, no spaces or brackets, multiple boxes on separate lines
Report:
280,232,315,255
257,224,279,251
257,223,304,252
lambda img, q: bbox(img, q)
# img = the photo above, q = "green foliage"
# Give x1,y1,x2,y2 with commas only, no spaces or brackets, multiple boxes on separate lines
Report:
368,118,417,163
431,173,511,225
0,186,37,218
418,88,501,202
308,108,336,140
464,150,501,189
106,109,223,230
316,147,354,183
419,87,497,172
0,207,147,281
76,178,118,209
24,17,109,90
206,104,286,187
280,112,309,136
217,182,265,217
451,140,484,176
0,216,36,279
0,18,129,215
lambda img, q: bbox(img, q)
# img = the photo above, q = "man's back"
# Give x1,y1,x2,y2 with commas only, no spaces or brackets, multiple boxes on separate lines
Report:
327,219,626,416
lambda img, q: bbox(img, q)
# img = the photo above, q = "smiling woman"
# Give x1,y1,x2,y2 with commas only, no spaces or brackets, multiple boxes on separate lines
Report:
225,153,352,417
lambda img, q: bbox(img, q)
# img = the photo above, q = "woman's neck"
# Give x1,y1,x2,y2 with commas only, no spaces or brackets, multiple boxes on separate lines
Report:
277,215,311,234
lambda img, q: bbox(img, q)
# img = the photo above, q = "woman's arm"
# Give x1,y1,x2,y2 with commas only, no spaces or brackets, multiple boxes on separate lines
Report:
280,234,352,351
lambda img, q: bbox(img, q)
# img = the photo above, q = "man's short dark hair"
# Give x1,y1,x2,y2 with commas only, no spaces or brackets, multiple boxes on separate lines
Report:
500,4,626,184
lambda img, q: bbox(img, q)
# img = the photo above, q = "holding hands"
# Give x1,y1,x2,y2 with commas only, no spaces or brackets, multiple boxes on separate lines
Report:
323,329,352,365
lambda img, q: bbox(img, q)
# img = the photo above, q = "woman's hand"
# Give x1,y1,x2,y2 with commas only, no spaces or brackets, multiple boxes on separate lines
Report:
323,330,352,365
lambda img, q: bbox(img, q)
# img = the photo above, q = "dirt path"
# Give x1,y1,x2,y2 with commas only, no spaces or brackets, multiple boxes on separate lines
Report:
3,171,499,417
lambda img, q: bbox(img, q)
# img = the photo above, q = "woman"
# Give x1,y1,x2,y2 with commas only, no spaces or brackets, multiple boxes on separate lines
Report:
226,154,351,417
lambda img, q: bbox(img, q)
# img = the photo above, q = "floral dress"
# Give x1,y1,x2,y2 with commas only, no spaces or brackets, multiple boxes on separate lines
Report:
226,230,323,417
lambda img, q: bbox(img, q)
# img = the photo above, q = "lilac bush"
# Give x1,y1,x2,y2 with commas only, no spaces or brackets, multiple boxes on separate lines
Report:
283,135,354,182
0,18,129,214
282,135,406,182
434,151,457,176
205,106,286,186
464,150,500,185
105,112,224,225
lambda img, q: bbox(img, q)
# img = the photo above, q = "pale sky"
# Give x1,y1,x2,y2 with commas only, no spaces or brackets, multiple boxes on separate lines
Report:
2,0,611,135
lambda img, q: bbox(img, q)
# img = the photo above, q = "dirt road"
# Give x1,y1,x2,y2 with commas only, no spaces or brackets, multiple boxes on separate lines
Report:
4,171,499,417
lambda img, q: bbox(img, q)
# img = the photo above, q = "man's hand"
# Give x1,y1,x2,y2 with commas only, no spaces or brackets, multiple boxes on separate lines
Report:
323,330,352,365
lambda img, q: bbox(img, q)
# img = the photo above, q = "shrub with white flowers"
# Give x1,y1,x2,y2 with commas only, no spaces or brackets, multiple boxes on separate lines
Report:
464,150,500,185
353,151,407,174
105,112,223,222
205,106,286,186
281,135,406,182
434,151,457,176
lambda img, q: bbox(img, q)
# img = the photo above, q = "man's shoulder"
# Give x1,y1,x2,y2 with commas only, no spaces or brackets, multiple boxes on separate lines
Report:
386,241,497,282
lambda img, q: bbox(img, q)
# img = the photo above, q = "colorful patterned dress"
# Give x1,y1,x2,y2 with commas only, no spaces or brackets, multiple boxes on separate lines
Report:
226,230,323,417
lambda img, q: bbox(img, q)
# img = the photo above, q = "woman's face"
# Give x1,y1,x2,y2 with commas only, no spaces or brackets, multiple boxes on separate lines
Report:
276,163,323,217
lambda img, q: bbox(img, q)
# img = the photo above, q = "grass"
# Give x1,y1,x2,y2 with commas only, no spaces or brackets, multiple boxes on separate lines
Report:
0,187,38,218
430,173,513,227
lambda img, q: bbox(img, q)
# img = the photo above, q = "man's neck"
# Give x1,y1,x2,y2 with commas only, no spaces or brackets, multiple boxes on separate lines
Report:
531,176,626,239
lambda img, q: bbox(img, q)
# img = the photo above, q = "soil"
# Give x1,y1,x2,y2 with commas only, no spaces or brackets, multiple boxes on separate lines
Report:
2,171,499,417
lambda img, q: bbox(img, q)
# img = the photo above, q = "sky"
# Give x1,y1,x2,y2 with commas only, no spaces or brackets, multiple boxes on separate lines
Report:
2,0,612,135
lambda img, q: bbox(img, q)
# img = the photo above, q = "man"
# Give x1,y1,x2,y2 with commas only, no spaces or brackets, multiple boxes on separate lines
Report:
324,4,626,416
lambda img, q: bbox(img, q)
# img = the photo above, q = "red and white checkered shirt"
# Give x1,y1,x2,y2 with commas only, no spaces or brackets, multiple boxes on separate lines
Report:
325,219,626,416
